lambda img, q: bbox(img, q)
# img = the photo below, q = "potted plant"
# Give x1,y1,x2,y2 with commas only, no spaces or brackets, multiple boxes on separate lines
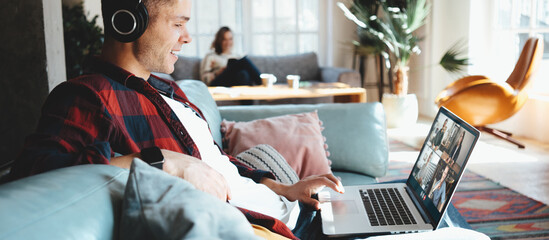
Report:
338,0,468,127
63,2,103,79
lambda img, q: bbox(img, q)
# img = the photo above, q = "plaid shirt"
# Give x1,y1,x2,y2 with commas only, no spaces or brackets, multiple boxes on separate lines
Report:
9,58,297,239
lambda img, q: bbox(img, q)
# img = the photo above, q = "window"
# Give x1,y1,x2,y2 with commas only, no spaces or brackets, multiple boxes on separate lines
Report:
180,0,320,58
495,0,549,94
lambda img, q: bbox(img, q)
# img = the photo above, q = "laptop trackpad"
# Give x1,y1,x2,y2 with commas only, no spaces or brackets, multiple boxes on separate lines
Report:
332,200,359,215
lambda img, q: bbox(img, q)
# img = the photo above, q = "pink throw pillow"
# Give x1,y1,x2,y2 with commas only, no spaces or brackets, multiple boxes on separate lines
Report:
221,111,332,179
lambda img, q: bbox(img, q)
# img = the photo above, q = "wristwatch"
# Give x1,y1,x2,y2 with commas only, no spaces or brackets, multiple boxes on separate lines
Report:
140,147,165,169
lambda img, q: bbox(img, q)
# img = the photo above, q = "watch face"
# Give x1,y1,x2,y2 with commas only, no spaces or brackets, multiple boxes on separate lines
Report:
141,147,164,169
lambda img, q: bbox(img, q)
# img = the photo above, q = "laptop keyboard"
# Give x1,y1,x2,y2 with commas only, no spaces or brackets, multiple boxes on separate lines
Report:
360,188,417,226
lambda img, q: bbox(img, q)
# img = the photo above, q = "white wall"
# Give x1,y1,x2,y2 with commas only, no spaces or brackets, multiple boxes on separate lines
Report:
421,0,471,117
328,0,356,69
44,0,67,90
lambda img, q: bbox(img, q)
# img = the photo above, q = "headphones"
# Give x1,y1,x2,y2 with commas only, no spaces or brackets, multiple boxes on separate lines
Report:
106,0,149,43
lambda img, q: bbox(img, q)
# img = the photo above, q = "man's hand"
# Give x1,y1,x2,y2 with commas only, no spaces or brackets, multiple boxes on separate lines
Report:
111,150,231,201
161,149,232,202
262,174,345,210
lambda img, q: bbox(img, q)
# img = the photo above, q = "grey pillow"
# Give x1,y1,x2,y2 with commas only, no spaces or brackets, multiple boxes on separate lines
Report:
236,144,300,185
119,158,261,240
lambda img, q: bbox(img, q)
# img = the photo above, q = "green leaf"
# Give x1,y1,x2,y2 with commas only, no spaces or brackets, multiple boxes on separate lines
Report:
439,40,470,74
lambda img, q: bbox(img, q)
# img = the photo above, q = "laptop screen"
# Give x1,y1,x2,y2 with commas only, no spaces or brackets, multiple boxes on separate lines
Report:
407,107,480,227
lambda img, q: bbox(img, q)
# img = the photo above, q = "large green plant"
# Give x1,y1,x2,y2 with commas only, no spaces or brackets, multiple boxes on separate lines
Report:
339,0,468,95
63,3,103,79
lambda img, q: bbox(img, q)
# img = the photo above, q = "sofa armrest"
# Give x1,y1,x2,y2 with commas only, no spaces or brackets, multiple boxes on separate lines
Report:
320,67,361,87
219,103,388,178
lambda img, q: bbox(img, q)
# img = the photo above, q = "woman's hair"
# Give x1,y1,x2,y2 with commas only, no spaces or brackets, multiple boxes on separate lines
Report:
211,26,232,55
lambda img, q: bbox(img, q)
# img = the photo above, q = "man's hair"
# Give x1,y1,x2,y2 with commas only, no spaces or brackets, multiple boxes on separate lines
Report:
101,0,173,39
211,26,232,55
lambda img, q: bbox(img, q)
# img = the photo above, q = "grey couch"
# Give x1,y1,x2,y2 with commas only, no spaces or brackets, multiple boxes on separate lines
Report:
159,52,362,87
0,80,388,239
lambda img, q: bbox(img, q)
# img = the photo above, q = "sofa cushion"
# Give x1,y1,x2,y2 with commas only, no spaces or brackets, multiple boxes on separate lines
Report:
219,103,388,179
248,52,321,83
119,158,259,240
333,171,378,186
222,111,331,179
176,80,223,146
172,56,202,80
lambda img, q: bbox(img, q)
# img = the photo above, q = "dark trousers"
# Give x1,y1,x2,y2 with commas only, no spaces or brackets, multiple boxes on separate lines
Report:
209,56,262,87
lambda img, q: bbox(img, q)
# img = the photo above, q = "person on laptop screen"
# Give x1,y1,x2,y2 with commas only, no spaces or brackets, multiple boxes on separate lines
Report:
318,107,480,238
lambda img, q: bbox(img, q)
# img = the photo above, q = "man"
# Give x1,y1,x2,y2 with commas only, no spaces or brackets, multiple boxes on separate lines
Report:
8,0,342,238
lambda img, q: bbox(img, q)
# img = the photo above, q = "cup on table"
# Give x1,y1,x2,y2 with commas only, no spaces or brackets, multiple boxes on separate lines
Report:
286,75,300,89
260,73,277,88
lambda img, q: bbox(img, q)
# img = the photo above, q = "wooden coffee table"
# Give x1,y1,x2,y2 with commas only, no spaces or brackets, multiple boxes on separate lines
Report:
208,83,366,103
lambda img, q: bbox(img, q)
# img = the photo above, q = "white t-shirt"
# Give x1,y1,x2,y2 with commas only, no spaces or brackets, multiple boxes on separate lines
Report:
160,95,298,224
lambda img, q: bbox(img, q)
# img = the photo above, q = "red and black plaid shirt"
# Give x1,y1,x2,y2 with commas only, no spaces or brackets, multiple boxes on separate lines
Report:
9,58,297,239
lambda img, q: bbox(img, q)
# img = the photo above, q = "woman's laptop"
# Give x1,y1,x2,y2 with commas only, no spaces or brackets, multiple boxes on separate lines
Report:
319,107,480,237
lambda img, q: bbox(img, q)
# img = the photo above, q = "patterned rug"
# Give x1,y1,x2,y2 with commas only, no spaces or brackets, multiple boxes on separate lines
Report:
383,139,549,239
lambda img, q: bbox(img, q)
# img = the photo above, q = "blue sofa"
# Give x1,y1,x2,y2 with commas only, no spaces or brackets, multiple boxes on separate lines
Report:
0,80,388,239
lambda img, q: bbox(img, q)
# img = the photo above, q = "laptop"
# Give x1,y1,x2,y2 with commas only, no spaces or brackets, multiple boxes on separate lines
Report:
319,107,480,237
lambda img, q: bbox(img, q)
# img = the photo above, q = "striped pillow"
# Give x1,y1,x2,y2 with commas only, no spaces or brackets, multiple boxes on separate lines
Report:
236,144,299,185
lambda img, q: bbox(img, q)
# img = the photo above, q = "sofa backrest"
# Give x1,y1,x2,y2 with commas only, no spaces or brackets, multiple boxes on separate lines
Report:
218,103,388,178
248,52,321,83
176,80,224,146
172,56,202,80
169,53,322,83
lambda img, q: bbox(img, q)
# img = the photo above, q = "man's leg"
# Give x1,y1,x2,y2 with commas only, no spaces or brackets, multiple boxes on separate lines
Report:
292,202,326,240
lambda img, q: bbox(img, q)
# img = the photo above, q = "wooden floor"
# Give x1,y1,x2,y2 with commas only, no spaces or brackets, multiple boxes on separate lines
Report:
388,117,549,206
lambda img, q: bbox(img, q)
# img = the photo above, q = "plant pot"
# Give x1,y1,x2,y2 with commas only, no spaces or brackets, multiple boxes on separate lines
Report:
382,93,418,128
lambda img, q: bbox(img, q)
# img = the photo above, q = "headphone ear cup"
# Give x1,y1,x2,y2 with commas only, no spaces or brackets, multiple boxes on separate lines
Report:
109,1,149,43
134,2,149,38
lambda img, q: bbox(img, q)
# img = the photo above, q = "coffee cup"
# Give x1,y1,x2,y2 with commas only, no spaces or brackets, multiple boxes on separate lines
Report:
286,75,300,89
260,73,276,87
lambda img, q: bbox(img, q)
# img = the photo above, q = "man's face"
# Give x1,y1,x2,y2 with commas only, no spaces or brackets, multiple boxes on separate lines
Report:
133,0,192,74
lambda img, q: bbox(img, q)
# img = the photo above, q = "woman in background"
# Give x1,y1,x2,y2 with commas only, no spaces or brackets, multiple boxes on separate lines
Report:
200,27,261,87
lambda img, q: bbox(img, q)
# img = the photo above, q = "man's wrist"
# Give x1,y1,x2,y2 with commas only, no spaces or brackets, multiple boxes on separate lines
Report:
261,177,289,196
140,147,165,169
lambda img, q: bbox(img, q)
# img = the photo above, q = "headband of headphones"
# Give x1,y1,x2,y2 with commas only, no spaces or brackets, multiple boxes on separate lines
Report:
105,0,149,42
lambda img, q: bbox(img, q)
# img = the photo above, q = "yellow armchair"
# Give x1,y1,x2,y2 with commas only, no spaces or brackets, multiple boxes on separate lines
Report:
435,37,543,148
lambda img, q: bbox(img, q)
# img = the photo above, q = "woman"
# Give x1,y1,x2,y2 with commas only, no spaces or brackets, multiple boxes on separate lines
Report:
200,27,261,87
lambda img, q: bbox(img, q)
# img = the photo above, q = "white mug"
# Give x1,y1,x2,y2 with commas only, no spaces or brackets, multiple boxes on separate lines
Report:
286,75,300,89
260,73,277,87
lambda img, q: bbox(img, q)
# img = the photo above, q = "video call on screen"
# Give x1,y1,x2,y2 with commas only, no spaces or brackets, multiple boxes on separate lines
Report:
411,114,476,212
